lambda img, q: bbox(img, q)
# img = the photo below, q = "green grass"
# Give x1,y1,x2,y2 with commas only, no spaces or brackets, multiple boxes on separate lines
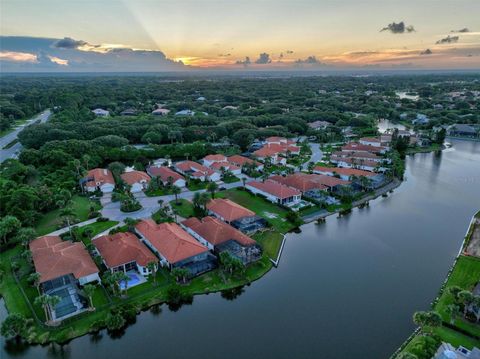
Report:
253,230,284,260
434,255,480,337
74,221,119,245
216,188,297,233
2,138,19,149
398,327,480,359
35,195,101,235
187,181,209,191
145,187,173,197
169,199,195,218
222,175,240,184
405,143,441,155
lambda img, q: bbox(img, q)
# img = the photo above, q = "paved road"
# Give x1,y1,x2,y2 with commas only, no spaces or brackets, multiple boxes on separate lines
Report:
0,109,51,163
302,142,323,170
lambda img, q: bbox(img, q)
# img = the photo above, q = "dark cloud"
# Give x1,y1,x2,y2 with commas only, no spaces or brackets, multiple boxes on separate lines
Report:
53,37,88,49
451,28,469,33
380,21,415,34
436,35,459,44
286,50,294,54
255,53,271,64
420,48,432,55
295,55,324,64
235,56,251,66
218,53,231,57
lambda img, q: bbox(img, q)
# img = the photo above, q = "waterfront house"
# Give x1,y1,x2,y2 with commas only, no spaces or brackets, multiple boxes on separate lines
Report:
432,343,480,359
206,198,266,233
181,216,262,265
359,137,383,147
334,157,384,172
342,142,387,154
121,170,151,192
135,220,216,276
447,124,478,138
313,166,377,180
271,173,349,193
331,150,384,163
82,168,115,193
91,108,109,117
147,166,186,188
93,232,158,279
245,179,301,206
30,236,100,320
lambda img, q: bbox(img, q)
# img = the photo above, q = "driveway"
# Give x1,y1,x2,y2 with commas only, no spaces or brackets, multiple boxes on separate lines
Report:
302,142,323,170
0,109,51,163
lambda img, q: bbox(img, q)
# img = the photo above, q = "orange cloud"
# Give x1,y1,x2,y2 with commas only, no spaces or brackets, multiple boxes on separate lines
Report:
48,55,69,66
0,51,37,62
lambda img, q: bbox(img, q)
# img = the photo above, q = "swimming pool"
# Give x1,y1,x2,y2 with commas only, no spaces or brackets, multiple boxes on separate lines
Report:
119,272,143,289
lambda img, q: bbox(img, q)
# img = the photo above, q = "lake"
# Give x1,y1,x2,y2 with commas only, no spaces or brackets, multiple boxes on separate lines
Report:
2,139,480,359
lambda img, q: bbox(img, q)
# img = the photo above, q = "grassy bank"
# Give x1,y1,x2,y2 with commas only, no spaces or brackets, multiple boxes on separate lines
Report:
35,195,101,235
169,199,195,218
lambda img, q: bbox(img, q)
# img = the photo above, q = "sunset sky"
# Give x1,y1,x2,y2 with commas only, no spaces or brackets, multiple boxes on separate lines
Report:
1,0,479,71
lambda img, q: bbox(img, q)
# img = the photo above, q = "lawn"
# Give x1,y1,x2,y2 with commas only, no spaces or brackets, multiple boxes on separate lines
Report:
145,187,173,197
216,188,297,233
187,181,209,191
222,175,240,184
74,220,119,245
252,230,284,260
434,255,480,337
169,199,195,218
35,195,101,235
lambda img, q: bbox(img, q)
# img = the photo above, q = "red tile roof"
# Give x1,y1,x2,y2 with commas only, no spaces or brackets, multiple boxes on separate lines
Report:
335,157,379,168
93,232,158,268
360,137,382,143
135,220,208,264
204,154,227,162
270,174,329,192
147,166,184,183
182,216,256,247
121,170,151,185
227,155,261,167
30,236,98,283
246,179,301,199
209,161,241,172
314,166,376,177
206,198,255,222
332,151,381,160
85,168,115,188
342,143,386,153
176,161,210,173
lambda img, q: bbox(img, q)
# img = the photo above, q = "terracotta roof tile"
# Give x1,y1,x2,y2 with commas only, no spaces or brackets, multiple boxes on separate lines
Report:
147,166,184,183
121,171,151,185
93,232,158,268
206,198,255,222
135,220,208,264
30,236,98,283
85,168,115,188
246,179,301,199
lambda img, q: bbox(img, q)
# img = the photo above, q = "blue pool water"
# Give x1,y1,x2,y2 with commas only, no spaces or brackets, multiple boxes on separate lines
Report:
120,273,142,289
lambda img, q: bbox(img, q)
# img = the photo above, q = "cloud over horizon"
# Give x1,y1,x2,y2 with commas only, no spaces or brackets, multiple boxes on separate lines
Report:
380,21,415,34
436,35,459,44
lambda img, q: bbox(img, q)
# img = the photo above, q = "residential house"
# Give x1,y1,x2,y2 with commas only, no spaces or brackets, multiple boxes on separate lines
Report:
202,154,227,167
82,168,115,193
308,120,331,130
135,220,216,276
341,142,388,154
92,108,109,117
175,160,221,182
121,170,151,192
271,173,349,193
151,108,170,116
252,146,287,165
412,113,430,125
313,166,377,181
331,150,385,163
245,180,301,206
359,137,382,147
120,108,137,116
30,236,100,320
432,343,480,359
334,157,384,172
227,155,264,171
147,166,186,188
206,198,266,233
181,216,262,264
93,232,158,278
175,109,195,116
209,161,242,176
447,124,478,138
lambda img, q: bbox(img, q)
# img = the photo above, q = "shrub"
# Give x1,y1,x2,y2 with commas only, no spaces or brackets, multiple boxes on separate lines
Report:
105,312,126,331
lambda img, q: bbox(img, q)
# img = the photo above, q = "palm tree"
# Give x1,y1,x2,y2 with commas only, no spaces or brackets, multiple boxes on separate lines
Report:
445,304,460,325
82,154,91,171
28,272,41,295
167,176,174,187
114,271,130,296
35,294,61,323
82,284,96,310
459,290,474,317
207,181,218,199
16,228,37,248
73,158,82,178
60,205,75,237
242,177,247,188
171,267,190,284
146,262,158,286
171,185,181,204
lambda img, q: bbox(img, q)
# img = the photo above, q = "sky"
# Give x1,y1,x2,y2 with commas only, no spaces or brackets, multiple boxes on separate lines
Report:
1,0,479,72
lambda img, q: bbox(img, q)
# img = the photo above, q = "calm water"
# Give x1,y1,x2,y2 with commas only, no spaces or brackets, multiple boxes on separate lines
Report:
2,140,480,359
